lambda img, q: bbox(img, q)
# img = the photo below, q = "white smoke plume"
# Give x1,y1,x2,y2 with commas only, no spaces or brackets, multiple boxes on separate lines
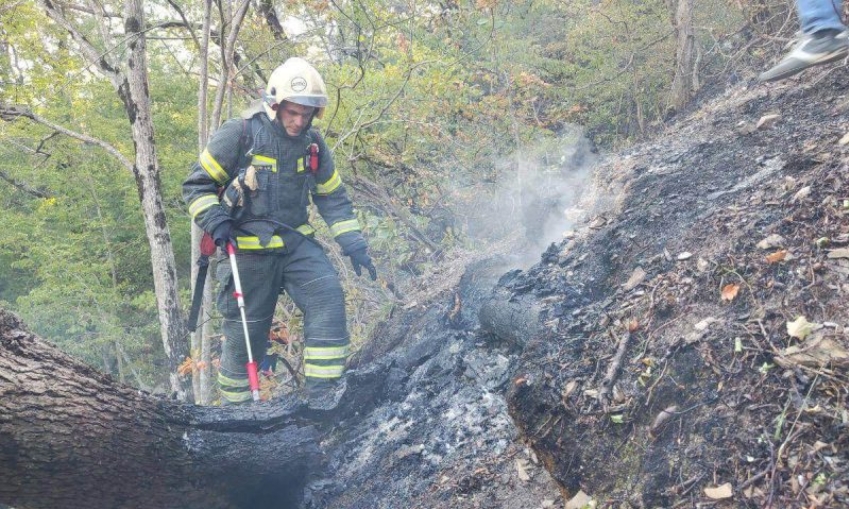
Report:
452,126,598,269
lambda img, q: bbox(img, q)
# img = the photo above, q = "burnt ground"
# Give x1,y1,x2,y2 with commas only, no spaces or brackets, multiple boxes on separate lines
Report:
503,72,849,507
307,69,849,507
307,254,566,509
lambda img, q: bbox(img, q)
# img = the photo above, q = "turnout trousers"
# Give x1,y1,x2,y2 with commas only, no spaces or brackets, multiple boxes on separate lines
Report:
215,238,349,404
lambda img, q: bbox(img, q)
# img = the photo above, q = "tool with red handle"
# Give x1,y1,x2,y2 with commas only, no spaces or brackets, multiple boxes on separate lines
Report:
226,241,261,402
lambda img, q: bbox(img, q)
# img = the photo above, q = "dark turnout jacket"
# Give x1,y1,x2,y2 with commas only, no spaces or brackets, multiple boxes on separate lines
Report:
183,109,365,254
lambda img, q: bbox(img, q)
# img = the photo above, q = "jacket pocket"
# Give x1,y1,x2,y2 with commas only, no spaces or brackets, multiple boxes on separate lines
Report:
245,155,275,217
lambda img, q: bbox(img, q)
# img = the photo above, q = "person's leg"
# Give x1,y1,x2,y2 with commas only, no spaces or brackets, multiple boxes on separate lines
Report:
281,240,349,396
797,0,845,34
216,253,283,404
759,1,849,82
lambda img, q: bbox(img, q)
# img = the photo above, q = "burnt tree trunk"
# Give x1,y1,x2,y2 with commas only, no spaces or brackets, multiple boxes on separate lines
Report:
0,308,343,509
478,270,543,348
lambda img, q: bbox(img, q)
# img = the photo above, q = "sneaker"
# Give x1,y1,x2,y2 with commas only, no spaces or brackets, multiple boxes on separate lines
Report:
759,29,849,82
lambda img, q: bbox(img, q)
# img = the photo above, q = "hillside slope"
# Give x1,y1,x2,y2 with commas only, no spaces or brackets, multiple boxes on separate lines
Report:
502,70,849,508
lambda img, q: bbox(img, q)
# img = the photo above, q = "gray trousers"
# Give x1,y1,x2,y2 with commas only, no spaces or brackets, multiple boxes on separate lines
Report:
215,238,349,402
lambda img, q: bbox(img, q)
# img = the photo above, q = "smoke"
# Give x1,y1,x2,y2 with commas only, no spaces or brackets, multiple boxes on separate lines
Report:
453,126,598,269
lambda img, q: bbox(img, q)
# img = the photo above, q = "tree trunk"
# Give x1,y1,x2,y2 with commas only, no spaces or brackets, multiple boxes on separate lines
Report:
37,0,191,399
191,0,215,406
479,282,543,348
123,0,191,400
0,308,324,509
669,0,695,110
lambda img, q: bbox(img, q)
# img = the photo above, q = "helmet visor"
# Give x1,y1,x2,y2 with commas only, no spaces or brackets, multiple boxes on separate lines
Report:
287,95,328,109
264,93,327,111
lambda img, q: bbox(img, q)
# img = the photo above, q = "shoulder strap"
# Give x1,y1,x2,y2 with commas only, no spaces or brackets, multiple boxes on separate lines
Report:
237,117,255,170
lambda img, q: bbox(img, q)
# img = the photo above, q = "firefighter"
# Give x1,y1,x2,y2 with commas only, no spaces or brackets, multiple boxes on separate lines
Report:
183,57,377,405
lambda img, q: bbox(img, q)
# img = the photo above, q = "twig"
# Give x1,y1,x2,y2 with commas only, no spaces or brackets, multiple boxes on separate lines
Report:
0,104,133,171
767,438,777,508
738,468,770,491
598,331,631,406
643,359,669,408
0,169,53,199
678,473,705,497
776,374,819,463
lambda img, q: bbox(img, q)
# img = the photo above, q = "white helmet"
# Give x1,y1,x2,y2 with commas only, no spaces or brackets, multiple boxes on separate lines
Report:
263,57,328,120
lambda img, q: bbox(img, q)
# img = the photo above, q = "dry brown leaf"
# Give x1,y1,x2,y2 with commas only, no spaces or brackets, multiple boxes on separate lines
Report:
766,250,788,264
756,113,780,129
650,405,678,432
827,248,849,259
721,283,740,302
775,335,849,368
757,234,785,250
704,483,733,499
623,267,646,290
177,356,194,376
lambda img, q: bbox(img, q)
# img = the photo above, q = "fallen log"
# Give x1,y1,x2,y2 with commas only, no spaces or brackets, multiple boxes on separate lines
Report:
0,308,388,509
478,270,543,347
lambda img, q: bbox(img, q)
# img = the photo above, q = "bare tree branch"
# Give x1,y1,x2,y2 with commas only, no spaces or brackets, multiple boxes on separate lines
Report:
257,0,286,41
348,173,440,253
32,131,59,157
0,103,133,170
0,169,53,199
39,0,125,92
165,0,201,51
64,2,119,17
210,0,251,127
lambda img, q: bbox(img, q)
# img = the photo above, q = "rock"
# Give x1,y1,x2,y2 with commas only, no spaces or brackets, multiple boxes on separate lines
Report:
704,483,733,499
827,248,849,259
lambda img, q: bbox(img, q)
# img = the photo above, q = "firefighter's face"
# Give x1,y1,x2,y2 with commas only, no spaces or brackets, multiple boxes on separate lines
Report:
277,101,315,136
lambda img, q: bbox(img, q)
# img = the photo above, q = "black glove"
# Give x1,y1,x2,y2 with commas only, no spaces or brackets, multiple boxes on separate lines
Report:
211,221,233,247
348,248,377,281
